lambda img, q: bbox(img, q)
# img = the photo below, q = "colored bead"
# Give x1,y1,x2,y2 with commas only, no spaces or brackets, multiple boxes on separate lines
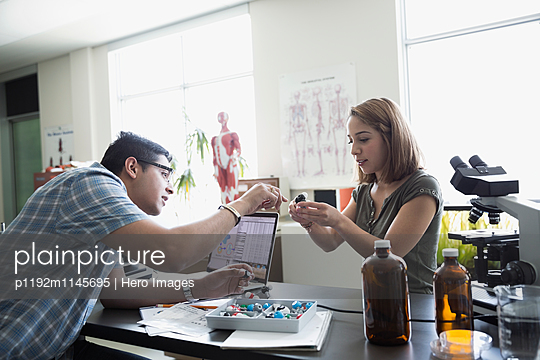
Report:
262,303,271,310
274,311,284,319
292,300,301,309
305,302,314,309
276,305,290,314
247,304,254,311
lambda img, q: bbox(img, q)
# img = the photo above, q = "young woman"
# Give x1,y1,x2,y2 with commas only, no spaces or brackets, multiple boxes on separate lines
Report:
289,98,443,294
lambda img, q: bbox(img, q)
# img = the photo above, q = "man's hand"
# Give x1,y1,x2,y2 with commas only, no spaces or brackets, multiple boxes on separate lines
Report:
192,263,254,299
231,183,288,216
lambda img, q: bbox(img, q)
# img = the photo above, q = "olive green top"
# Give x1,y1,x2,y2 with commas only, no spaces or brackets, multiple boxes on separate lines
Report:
352,169,443,294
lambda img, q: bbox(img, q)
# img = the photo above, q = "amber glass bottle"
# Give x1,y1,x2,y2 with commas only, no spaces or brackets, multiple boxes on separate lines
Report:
361,240,410,345
433,248,473,336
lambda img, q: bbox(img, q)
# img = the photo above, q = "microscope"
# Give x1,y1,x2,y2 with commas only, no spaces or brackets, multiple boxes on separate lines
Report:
448,155,540,289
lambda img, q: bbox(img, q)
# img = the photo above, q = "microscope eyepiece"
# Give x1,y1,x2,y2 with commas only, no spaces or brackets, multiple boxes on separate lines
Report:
450,155,518,197
450,156,470,170
469,155,488,168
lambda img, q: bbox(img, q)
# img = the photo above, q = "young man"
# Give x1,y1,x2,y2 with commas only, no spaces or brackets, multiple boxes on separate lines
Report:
0,132,287,360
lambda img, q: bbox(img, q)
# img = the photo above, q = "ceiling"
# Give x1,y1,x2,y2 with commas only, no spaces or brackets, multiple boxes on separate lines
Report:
0,0,247,74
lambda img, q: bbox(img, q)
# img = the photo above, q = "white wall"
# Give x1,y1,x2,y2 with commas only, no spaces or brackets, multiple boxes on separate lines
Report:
37,45,112,169
250,0,401,178
37,55,73,166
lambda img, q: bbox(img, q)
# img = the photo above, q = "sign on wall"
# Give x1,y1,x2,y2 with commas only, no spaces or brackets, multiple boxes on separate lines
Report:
44,125,74,167
279,63,357,189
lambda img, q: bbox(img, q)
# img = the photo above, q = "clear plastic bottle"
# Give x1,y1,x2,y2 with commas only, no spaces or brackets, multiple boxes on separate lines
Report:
361,240,411,345
433,248,473,336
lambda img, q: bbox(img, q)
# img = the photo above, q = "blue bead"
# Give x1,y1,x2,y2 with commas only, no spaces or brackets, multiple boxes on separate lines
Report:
292,301,301,309
305,302,314,309
274,311,284,319
247,304,254,311
262,303,271,310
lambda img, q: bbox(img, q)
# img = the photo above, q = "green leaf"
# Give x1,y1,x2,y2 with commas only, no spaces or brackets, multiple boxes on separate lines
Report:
174,168,196,201
238,155,249,178
194,127,209,164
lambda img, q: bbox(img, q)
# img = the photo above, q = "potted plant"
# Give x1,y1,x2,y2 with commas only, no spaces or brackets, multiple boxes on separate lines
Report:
171,108,210,202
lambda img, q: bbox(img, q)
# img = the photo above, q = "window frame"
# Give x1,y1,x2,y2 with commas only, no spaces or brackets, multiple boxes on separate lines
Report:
399,1,540,122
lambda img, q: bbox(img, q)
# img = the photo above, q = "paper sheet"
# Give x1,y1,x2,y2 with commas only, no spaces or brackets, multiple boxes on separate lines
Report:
139,307,171,336
220,311,333,351
139,299,228,337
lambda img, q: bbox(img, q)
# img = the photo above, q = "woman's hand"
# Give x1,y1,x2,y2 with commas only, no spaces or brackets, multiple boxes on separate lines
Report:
193,263,254,299
288,200,312,227
294,201,343,228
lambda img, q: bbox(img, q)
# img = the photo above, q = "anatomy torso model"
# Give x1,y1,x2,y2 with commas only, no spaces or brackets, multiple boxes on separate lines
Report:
212,112,241,204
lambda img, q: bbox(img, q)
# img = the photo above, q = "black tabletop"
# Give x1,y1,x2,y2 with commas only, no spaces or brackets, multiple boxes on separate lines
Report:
82,282,503,359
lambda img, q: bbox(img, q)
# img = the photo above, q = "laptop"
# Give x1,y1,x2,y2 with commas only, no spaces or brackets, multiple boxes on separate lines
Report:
207,212,279,291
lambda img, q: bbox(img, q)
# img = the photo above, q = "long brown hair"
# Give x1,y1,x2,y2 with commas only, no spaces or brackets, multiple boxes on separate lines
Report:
350,98,424,184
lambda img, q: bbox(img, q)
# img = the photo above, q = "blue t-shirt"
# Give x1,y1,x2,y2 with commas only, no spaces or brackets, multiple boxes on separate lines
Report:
0,163,148,359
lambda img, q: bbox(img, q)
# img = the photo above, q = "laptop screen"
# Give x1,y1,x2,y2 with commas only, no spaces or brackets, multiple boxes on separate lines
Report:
207,212,279,284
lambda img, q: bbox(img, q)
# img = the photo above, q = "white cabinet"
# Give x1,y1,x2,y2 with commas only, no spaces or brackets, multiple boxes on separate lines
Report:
279,221,363,289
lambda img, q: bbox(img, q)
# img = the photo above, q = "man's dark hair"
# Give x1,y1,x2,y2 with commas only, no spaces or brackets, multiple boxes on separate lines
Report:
101,131,172,176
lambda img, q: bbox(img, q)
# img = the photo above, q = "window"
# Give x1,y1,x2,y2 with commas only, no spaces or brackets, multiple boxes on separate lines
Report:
401,1,540,204
109,13,257,227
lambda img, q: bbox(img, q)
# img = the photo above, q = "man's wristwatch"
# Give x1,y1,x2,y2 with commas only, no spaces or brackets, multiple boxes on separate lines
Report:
182,281,196,302
218,204,241,226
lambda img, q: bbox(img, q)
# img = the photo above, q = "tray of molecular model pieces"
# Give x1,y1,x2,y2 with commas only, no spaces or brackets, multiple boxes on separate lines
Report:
206,299,317,333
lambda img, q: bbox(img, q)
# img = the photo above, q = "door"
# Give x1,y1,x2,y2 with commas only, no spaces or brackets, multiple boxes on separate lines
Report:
11,116,42,214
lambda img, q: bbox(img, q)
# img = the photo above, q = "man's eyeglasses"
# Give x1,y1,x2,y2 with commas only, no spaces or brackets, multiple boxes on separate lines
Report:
137,159,174,183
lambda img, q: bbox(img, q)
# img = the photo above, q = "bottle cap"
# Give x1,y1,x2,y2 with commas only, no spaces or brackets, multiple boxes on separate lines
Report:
374,240,391,249
442,248,459,258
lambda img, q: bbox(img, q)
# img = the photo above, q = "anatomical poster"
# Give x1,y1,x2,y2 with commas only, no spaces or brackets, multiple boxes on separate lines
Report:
44,125,74,167
279,63,357,189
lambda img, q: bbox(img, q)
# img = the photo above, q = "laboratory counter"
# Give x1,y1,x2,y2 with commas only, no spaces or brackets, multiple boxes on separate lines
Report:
82,282,504,359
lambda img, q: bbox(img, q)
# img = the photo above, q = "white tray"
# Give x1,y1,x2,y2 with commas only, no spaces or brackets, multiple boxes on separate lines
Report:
205,299,317,333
